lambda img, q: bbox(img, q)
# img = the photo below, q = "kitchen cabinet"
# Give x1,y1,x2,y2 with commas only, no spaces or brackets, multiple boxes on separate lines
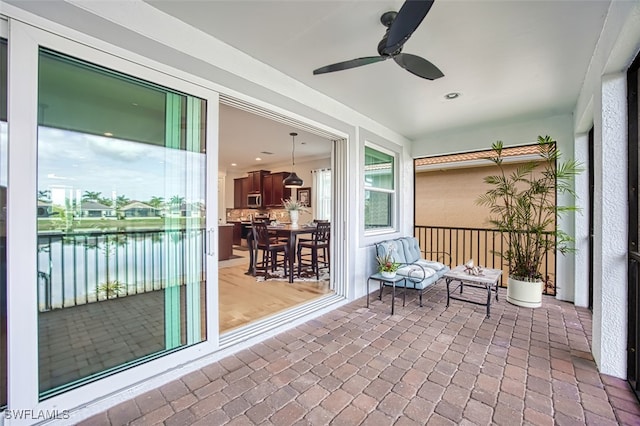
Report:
233,177,249,208
232,222,242,245
263,172,291,207
218,224,234,261
247,170,270,194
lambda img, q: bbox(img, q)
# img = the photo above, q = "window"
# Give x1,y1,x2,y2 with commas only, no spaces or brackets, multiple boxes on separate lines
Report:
312,168,331,221
364,145,395,230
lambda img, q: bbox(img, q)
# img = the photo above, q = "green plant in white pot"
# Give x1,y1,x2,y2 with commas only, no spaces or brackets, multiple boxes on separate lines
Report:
476,135,583,308
282,198,308,227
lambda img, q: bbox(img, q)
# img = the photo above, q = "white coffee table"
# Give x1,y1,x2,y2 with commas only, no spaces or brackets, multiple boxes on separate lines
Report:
444,265,502,318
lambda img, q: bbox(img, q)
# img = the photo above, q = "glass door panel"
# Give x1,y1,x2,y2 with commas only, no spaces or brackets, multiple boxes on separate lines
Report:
36,49,207,397
1,36,7,409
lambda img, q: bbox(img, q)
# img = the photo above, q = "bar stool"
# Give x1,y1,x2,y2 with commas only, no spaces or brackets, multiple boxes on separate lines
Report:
297,222,330,279
252,221,289,279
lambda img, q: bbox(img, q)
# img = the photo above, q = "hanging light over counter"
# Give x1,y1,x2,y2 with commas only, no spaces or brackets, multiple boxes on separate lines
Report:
284,132,303,188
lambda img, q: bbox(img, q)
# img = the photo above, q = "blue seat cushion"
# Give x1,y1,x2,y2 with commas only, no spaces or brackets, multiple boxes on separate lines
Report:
391,270,441,290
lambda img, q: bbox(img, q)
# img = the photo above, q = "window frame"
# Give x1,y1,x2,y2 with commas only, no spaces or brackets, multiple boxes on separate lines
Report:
363,141,398,235
6,19,220,412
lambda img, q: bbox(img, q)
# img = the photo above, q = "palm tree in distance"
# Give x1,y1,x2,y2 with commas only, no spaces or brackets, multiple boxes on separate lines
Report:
169,195,185,216
148,196,164,209
98,197,113,207
170,195,184,206
115,195,131,209
82,191,102,202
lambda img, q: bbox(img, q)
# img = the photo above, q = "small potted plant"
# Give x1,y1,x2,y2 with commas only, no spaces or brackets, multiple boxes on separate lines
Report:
376,249,400,278
282,198,308,227
476,135,583,308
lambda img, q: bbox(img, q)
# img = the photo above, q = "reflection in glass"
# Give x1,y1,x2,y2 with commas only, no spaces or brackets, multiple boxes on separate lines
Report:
1,37,7,409
37,49,207,397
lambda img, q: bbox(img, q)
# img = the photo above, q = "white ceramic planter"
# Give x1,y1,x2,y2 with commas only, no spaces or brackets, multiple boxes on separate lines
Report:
289,210,299,227
381,271,397,279
506,277,543,308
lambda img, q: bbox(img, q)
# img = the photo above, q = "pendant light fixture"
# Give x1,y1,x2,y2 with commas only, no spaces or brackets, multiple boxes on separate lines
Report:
284,132,303,188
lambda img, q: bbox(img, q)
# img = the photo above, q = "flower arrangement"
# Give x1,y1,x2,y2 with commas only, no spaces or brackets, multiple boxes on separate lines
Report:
282,198,309,212
376,251,400,273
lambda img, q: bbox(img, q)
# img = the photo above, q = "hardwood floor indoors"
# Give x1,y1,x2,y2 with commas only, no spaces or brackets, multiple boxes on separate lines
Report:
218,247,332,333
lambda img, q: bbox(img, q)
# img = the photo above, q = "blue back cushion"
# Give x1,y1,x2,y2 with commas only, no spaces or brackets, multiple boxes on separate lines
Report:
401,237,421,263
376,239,407,264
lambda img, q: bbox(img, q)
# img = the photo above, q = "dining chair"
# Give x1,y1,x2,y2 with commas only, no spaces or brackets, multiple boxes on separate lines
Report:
252,221,289,279
296,222,330,280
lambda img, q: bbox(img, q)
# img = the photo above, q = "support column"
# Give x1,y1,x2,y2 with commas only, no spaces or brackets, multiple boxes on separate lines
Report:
592,72,628,377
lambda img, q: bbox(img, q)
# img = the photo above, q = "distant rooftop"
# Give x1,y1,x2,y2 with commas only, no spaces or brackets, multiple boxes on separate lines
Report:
415,145,540,167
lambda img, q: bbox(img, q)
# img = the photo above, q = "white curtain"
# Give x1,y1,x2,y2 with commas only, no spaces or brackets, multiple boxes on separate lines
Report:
312,168,331,221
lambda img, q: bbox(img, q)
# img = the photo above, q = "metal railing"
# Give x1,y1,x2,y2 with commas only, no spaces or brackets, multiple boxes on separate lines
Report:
37,228,205,311
414,225,556,295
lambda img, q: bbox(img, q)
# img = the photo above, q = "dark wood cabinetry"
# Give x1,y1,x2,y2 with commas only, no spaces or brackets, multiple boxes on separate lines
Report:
218,225,234,260
234,170,290,208
247,170,270,194
263,172,291,207
232,222,242,245
234,177,250,208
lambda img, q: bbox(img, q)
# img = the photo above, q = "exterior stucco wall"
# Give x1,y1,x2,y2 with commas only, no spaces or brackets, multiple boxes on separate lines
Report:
591,73,628,377
572,1,640,378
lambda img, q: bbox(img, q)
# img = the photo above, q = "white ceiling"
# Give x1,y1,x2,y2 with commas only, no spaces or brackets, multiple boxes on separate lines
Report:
147,0,610,140
5,0,612,170
219,104,333,173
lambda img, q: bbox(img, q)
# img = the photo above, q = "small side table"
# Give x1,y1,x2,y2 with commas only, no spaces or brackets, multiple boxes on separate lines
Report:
444,266,502,318
367,272,407,315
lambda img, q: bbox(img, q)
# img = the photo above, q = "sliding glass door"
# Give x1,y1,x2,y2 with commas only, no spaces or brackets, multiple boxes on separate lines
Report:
1,34,7,410
36,49,209,397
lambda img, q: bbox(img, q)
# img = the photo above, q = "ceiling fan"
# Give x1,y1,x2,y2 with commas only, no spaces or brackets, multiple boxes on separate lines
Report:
313,0,444,80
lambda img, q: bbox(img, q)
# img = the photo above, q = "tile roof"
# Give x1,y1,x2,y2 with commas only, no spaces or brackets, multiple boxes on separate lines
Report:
415,145,540,166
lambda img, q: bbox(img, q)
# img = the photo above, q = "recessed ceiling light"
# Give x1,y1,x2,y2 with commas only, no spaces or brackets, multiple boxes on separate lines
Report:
231,163,237,166
255,157,262,161
104,132,113,137
444,92,461,100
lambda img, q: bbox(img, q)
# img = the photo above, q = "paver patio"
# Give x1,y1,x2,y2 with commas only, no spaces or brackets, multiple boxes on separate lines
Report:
79,284,640,425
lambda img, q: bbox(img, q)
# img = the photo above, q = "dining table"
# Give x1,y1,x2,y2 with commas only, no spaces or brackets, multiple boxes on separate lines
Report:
246,223,316,283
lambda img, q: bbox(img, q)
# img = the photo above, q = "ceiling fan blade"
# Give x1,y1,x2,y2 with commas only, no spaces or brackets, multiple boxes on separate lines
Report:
394,53,444,80
383,0,434,55
313,56,388,75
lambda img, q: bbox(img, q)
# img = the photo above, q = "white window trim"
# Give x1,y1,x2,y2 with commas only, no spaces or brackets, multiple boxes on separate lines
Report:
361,131,401,244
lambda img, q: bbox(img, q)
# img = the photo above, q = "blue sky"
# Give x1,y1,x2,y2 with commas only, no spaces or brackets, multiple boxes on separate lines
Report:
37,126,205,205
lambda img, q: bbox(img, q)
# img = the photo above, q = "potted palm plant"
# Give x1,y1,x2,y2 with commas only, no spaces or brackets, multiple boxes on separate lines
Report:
476,135,582,308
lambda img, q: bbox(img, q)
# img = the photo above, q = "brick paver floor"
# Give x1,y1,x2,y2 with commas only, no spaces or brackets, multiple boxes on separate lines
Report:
79,284,640,425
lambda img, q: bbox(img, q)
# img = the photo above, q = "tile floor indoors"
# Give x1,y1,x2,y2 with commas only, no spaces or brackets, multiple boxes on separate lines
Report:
79,283,640,425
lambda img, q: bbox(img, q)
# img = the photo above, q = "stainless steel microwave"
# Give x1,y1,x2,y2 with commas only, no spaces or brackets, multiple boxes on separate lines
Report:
247,193,261,208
